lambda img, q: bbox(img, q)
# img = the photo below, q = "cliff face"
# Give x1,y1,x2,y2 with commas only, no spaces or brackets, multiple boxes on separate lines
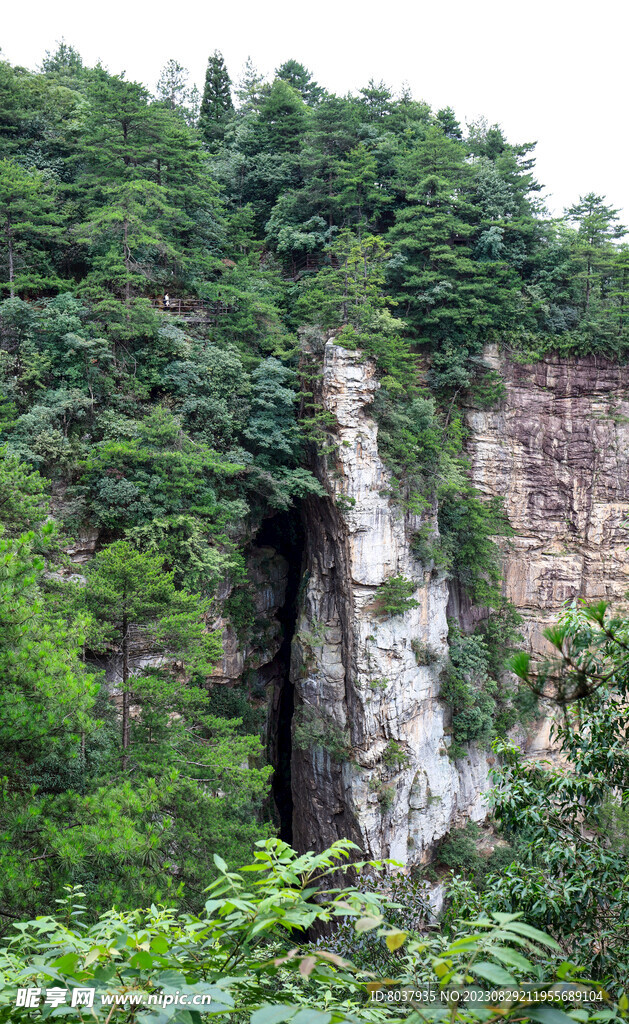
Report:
291,341,488,864
290,342,629,863
465,348,629,654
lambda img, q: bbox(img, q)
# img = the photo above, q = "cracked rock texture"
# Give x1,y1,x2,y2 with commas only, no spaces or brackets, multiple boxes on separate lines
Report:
291,342,629,864
210,546,289,686
291,341,488,864
465,347,629,654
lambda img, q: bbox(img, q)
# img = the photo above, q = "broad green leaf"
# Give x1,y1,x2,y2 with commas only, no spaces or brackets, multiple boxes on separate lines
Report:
50,953,80,975
213,853,228,872
355,916,381,932
130,950,153,969
385,930,407,951
471,962,516,986
500,921,562,950
489,946,534,971
525,1007,581,1024
250,1008,296,1024
291,1012,332,1024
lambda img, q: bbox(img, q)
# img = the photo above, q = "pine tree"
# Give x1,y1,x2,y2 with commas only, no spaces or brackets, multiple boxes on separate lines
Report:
78,178,178,304
336,143,382,230
155,58,190,111
565,193,626,311
0,159,61,296
436,106,462,140
40,39,84,85
235,56,265,112
275,59,323,106
388,125,521,350
78,66,221,298
359,79,394,121
198,51,234,148
258,79,308,153
84,541,219,763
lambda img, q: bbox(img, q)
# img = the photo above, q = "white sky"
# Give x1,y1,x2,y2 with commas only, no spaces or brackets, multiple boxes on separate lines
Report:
3,0,628,223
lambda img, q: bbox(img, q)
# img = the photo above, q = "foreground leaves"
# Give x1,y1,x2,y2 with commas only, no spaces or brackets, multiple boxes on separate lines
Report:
0,840,625,1023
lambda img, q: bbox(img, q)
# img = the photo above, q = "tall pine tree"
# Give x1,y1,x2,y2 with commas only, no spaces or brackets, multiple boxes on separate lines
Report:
199,51,234,148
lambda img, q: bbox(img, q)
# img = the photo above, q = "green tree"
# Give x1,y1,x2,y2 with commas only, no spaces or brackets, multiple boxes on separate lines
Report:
84,541,219,760
243,357,324,508
388,125,521,350
155,58,190,112
275,59,323,106
258,79,308,153
335,142,383,230
487,602,629,987
0,159,61,296
0,524,97,786
234,55,265,112
40,39,85,87
565,193,626,311
78,179,178,303
198,50,234,147
359,78,394,120
0,445,48,535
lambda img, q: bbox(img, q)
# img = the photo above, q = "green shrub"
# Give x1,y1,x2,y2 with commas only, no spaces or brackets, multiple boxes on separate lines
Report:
373,574,419,618
438,822,483,874
411,638,439,666
370,777,395,811
293,706,351,763
368,676,389,691
411,522,451,569
441,622,497,757
382,739,409,770
438,493,511,607
224,586,256,641
0,839,600,1023
335,494,356,514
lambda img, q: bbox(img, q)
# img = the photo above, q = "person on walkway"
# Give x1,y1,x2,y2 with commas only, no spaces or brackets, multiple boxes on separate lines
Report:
163,292,170,309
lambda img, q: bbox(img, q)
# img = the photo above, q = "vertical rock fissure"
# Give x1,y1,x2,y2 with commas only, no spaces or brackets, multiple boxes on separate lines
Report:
255,510,304,843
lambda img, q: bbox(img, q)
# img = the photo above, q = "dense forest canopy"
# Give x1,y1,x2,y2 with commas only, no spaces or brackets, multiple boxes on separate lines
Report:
0,41,628,1021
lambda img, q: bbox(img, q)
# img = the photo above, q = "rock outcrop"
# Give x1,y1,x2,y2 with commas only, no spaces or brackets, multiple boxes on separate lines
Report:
290,341,629,864
210,545,289,686
465,348,629,653
291,341,488,864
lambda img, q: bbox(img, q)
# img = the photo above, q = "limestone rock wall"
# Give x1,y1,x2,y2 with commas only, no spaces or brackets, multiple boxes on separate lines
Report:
210,546,289,686
465,348,629,654
291,342,629,864
291,342,488,864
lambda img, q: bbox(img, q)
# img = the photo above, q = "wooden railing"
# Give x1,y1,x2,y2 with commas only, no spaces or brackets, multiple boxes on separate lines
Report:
151,298,233,318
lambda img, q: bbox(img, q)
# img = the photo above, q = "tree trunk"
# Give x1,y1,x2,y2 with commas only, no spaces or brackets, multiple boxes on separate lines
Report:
123,215,131,305
121,611,130,767
6,216,14,299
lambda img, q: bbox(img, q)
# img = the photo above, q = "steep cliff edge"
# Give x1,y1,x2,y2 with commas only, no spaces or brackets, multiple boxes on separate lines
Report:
290,341,629,864
291,341,488,864
465,348,629,651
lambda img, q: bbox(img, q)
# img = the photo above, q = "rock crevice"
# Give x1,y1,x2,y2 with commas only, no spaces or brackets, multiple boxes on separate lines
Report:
291,341,487,864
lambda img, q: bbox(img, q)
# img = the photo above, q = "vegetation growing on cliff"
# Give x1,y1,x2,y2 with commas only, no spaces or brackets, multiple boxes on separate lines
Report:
1,42,629,998
441,609,531,758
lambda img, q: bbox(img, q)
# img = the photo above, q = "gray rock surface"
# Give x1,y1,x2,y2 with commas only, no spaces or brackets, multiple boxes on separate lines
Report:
291,342,488,864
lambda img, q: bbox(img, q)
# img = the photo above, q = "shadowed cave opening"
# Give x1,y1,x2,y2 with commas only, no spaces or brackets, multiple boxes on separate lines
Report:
254,508,305,844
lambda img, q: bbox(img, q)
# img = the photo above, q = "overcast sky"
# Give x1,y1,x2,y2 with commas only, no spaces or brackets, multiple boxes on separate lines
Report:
3,0,628,223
